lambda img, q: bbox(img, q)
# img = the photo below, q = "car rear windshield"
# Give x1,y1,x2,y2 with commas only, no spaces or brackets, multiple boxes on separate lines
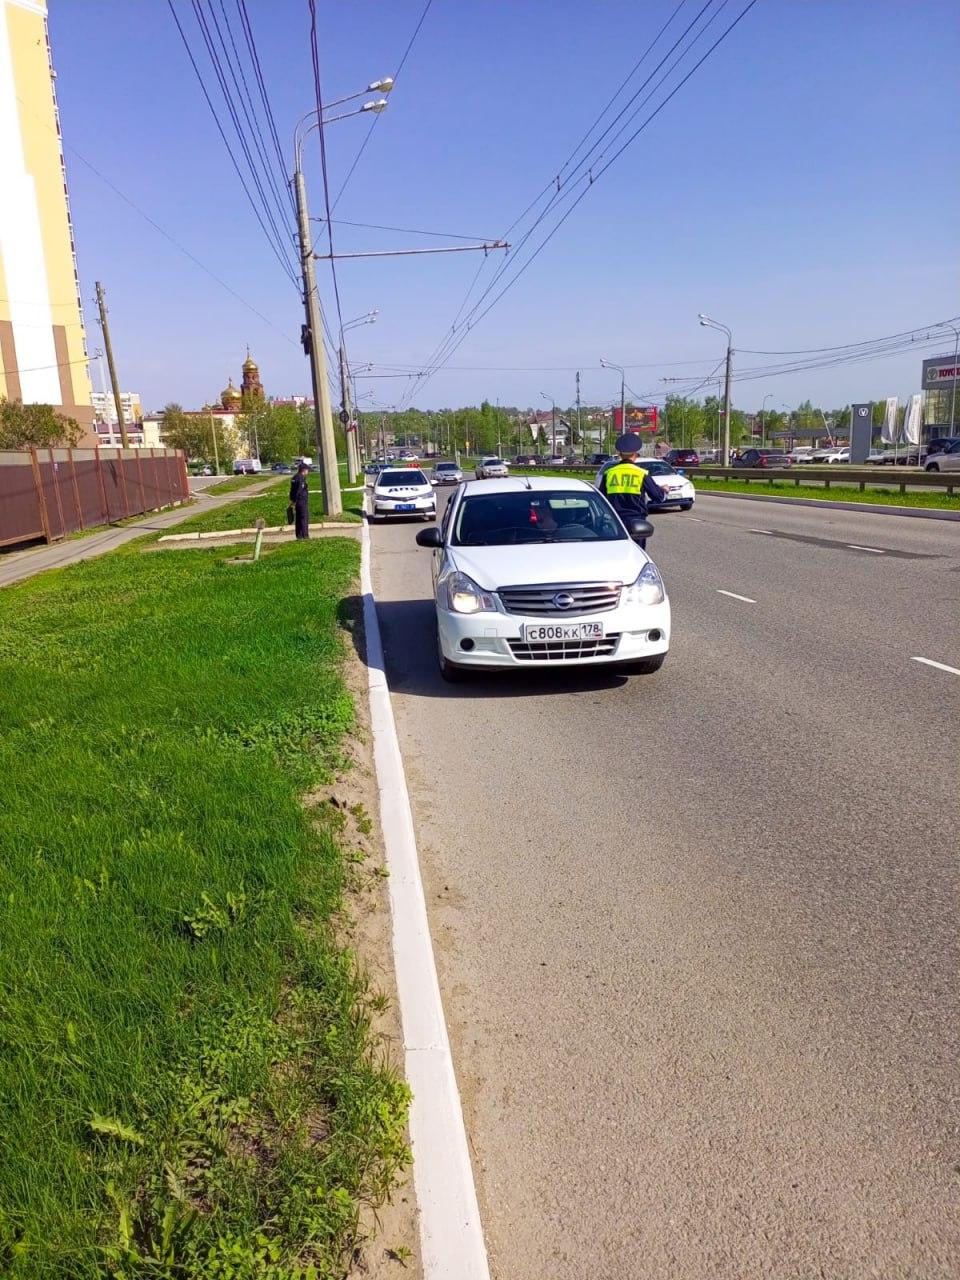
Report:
452,491,626,546
379,470,427,486
637,460,674,475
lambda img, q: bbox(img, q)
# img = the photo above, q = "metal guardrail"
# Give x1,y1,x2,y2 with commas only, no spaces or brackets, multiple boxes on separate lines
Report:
685,465,958,495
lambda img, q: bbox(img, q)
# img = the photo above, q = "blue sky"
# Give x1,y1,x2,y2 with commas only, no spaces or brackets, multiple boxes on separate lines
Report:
52,0,958,414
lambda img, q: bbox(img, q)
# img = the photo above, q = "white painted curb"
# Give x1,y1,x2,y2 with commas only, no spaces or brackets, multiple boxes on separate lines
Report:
360,521,491,1280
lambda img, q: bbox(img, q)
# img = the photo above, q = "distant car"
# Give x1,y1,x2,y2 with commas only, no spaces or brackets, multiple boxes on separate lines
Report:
663,448,700,468
399,450,419,461
810,446,849,464
547,454,567,466
786,447,815,463
370,468,436,521
364,461,387,478
476,456,509,479
586,453,616,468
628,458,696,511
733,449,792,468
699,449,719,464
233,458,262,474
513,454,536,466
432,461,464,486
201,465,214,476
925,439,960,472
271,462,293,473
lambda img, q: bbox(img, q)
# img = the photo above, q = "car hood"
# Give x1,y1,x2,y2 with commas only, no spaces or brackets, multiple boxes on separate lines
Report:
451,539,647,590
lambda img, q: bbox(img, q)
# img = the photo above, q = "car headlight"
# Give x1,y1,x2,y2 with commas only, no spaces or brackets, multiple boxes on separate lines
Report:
623,561,664,606
438,569,497,615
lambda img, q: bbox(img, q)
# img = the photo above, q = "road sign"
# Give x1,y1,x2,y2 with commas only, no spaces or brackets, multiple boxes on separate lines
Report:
338,409,350,424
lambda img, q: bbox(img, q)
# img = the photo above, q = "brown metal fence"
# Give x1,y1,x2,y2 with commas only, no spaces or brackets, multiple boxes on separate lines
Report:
0,447,189,547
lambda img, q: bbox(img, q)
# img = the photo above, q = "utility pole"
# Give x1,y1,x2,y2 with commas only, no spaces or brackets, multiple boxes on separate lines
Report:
721,348,732,465
293,169,342,515
95,282,128,448
339,344,358,485
575,371,582,454
207,405,220,475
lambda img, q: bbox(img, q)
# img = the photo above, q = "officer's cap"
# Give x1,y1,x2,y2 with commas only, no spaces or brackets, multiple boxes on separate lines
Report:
615,432,643,453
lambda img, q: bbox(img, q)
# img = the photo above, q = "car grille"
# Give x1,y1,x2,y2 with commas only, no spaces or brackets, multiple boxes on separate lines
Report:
508,635,621,661
498,582,622,616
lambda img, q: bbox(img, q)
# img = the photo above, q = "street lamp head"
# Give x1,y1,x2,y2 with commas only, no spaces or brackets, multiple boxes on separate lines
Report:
368,77,395,93
361,98,389,113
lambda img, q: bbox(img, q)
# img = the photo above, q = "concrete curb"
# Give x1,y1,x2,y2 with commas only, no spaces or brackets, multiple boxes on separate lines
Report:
158,522,360,543
360,521,490,1280
692,489,960,521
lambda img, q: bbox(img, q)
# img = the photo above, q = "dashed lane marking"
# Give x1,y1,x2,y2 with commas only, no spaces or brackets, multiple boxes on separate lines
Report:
847,544,885,553
911,656,960,677
717,589,757,604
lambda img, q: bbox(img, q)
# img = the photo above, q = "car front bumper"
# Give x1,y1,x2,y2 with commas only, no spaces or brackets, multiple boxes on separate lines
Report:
650,488,695,508
373,496,436,515
437,598,670,670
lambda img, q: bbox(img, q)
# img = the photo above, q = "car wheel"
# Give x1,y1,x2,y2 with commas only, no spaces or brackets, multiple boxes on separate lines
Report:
925,462,940,472
679,502,693,511
624,653,666,675
437,632,468,682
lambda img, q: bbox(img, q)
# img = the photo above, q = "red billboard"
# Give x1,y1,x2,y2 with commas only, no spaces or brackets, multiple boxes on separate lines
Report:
613,406,658,432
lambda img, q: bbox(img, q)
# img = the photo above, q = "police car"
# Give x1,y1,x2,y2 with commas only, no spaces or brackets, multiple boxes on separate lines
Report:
369,467,436,521
633,458,696,511
413,476,669,681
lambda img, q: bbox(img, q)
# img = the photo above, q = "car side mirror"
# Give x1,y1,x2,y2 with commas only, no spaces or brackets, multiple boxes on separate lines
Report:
624,516,654,541
416,527,443,548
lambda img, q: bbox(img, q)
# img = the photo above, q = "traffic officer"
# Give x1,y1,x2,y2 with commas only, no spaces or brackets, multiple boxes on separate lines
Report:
595,432,666,548
289,462,310,540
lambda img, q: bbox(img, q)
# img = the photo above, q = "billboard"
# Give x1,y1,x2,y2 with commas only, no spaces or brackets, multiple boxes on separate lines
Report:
613,405,658,432
849,403,872,464
922,356,960,389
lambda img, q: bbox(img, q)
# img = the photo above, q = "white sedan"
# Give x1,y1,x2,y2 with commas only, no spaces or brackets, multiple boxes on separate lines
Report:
414,477,670,681
475,456,509,479
631,458,696,510
369,467,436,521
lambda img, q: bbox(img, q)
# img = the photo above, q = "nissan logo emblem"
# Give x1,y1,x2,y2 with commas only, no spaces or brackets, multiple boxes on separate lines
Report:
553,591,575,610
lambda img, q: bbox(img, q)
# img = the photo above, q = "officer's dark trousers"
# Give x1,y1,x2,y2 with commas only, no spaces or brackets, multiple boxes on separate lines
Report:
295,501,310,539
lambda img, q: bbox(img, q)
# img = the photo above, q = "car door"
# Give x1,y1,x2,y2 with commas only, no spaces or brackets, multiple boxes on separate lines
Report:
942,441,960,471
430,493,456,591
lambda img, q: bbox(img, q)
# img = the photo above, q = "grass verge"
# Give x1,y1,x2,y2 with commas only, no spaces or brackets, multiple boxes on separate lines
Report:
204,474,272,495
172,479,364,536
0,537,408,1278
684,475,959,509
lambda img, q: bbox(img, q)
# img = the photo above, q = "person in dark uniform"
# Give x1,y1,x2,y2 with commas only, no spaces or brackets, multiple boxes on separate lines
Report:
289,462,310,540
595,432,667,548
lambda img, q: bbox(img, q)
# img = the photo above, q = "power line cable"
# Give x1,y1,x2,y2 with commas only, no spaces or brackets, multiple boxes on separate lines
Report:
307,0,346,342
329,0,435,213
166,0,299,286
236,0,297,216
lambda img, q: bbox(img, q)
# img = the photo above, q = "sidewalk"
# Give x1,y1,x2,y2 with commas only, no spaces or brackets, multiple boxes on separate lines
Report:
0,477,279,588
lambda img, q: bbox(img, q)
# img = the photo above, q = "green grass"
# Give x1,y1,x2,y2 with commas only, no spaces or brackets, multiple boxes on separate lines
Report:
685,474,959,509
204,474,271,496
171,480,364,537
522,467,959,511
0,539,409,1278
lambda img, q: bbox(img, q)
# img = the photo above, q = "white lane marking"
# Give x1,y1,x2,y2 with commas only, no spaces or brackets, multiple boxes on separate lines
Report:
686,515,704,521
750,528,774,534
911,656,960,677
717,589,757,604
360,522,491,1280
846,544,884,553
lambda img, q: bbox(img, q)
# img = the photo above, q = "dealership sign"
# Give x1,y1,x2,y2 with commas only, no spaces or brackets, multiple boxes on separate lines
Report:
922,356,960,387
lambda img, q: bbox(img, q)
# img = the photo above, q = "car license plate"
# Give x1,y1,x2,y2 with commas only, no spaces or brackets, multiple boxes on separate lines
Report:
396,503,415,510
522,621,604,642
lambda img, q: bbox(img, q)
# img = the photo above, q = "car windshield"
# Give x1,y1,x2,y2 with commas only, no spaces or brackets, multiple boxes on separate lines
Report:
637,460,674,475
482,458,503,465
436,463,458,471
379,470,427,486
452,490,626,546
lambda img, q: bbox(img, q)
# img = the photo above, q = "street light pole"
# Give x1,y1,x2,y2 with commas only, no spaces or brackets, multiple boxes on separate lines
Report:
600,359,626,449
761,393,772,447
699,315,733,465
540,391,556,456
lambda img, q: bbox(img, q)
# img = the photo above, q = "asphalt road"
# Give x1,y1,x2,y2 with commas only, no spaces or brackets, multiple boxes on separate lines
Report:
370,488,959,1279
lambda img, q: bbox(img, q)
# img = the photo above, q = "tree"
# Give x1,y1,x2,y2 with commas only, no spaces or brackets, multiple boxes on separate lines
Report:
161,403,212,462
243,403,302,463
0,398,82,449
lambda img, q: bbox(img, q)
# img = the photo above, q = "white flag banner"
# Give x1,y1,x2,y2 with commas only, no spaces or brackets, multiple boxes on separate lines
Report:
903,393,922,445
881,396,899,444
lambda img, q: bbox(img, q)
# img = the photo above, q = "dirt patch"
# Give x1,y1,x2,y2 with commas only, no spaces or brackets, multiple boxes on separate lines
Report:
321,590,423,1280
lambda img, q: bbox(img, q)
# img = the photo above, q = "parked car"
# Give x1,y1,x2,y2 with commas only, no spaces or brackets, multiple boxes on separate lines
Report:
413,477,669,680
271,462,293,473
629,458,696,511
233,458,262,475
513,454,536,467
699,449,719,464
924,439,960,472
431,460,464,486
733,448,792,468
587,453,616,468
547,454,568,466
786,447,815,463
663,448,700,468
370,468,436,521
476,456,510,479
810,446,849,464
